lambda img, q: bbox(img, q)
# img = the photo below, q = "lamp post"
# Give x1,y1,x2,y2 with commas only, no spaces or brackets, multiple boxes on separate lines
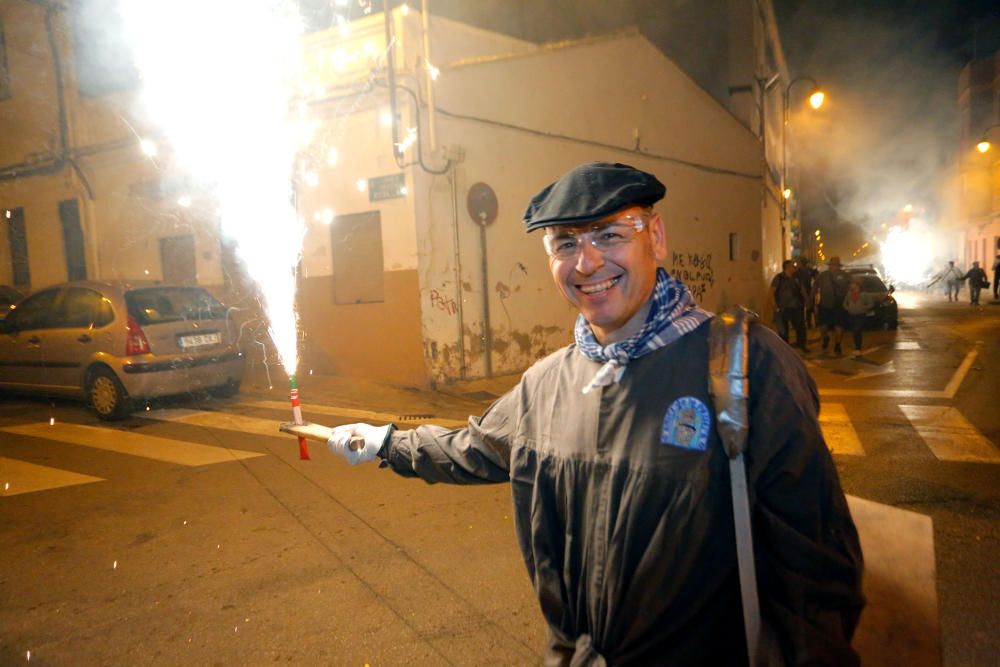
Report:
781,76,824,224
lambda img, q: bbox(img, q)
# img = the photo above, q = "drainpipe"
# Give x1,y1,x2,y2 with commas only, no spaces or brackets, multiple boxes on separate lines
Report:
420,0,437,151
383,6,401,162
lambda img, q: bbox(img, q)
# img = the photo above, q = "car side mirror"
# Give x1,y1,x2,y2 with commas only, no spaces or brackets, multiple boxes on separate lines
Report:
888,285,896,294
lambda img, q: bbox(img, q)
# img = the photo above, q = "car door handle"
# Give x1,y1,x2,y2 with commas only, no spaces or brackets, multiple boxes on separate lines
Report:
77,334,92,343
27,336,41,344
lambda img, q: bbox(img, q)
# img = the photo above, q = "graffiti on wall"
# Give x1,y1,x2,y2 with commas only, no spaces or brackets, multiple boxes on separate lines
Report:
429,288,459,316
670,251,715,301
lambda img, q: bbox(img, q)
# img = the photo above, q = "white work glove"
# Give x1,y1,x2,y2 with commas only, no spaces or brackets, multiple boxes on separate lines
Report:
327,423,392,465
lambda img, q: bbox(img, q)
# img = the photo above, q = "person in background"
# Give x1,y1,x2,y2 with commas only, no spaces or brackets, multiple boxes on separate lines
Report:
843,276,875,357
813,256,850,356
928,261,964,302
962,261,988,306
795,258,817,328
992,255,1000,301
317,162,864,665
770,259,809,351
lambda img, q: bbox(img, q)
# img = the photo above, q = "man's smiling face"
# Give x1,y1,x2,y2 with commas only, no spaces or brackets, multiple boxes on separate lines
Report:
546,206,666,344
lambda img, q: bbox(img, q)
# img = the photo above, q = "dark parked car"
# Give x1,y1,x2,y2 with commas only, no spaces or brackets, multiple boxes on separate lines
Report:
0,285,24,317
845,269,898,329
0,281,244,419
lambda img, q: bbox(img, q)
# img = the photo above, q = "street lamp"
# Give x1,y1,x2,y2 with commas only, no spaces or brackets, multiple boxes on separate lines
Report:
976,123,1000,152
781,76,825,223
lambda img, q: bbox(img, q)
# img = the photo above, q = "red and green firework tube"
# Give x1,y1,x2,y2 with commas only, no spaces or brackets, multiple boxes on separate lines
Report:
288,375,310,460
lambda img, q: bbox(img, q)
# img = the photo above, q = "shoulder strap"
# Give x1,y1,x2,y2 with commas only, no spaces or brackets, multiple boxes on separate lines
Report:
708,306,760,666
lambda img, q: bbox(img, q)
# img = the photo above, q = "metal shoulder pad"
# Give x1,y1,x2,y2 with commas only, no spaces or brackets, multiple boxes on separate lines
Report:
708,305,757,459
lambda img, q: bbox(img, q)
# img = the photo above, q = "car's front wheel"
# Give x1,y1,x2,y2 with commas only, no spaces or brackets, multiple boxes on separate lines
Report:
87,367,130,420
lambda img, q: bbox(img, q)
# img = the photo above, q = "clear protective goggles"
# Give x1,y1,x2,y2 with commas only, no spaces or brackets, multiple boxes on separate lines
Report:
542,213,648,260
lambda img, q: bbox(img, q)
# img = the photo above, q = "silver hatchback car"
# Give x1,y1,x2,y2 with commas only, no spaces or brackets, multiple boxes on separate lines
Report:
0,281,245,419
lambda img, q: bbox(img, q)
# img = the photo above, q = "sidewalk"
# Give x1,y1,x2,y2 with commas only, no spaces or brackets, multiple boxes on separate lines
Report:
240,362,521,424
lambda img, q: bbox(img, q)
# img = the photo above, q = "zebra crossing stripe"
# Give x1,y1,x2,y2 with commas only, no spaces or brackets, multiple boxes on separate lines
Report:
145,408,299,437
0,456,104,496
0,423,264,467
818,402,866,456
898,405,1000,463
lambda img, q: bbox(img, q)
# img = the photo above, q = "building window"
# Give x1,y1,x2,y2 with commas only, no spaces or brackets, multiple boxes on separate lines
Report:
729,233,739,261
159,235,197,284
6,207,30,287
0,18,11,101
59,199,87,281
331,210,384,304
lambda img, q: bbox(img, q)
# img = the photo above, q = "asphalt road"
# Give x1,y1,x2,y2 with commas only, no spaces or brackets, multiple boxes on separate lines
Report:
1,290,997,666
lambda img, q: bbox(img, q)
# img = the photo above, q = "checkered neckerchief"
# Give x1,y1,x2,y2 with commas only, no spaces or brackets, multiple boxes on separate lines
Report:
574,268,712,394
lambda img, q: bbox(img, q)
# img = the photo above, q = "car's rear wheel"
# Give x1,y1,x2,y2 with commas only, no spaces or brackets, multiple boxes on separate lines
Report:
88,367,130,420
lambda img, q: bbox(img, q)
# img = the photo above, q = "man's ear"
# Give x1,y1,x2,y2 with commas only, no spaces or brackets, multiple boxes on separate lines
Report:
649,212,667,261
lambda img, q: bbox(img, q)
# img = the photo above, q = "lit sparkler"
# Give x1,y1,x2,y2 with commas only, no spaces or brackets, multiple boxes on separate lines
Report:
120,0,315,454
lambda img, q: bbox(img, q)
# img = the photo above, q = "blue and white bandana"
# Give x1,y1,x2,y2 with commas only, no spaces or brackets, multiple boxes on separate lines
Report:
575,268,712,393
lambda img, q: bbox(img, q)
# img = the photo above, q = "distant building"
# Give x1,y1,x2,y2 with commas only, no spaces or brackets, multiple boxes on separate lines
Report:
956,52,1000,269
0,1,794,386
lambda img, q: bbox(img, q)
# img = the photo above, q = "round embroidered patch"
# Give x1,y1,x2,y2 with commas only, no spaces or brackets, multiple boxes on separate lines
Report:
660,396,711,451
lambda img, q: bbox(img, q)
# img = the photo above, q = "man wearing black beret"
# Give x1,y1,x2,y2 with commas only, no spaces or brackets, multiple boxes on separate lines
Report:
324,162,864,665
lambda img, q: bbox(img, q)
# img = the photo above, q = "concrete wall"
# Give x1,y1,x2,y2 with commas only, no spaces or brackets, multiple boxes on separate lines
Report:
415,32,767,383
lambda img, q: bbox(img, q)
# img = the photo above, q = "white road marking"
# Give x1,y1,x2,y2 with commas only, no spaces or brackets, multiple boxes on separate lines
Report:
845,360,895,382
820,347,978,399
941,348,979,398
818,402,866,456
237,400,469,429
144,408,292,438
0,457,104,496
898,405,1000,463
0,423,264,466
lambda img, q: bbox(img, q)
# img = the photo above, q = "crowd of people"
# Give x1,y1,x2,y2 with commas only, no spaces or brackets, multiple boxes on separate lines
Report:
769,254,872,357
771,253,1000,358
927,258,995,305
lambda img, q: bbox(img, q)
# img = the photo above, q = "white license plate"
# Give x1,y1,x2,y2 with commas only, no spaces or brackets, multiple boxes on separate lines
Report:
178,332,221,349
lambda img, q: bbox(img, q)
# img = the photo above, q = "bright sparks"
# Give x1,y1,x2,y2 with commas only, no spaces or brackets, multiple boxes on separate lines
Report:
880,225,934,285
139,138,158,157
121,0,306,373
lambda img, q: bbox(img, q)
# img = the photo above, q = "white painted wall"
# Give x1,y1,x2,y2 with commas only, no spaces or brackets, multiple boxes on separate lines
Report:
414,32,768,382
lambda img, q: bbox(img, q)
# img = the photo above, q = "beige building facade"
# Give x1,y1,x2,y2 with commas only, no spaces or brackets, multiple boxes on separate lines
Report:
956,53,1000,271
1,2,792,387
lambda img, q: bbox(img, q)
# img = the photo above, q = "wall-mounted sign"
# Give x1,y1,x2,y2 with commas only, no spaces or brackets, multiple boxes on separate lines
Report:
467,182,498,226
368,173,406,202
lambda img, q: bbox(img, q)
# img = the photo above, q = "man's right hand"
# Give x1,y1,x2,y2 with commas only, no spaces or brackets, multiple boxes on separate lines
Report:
327,423,392,465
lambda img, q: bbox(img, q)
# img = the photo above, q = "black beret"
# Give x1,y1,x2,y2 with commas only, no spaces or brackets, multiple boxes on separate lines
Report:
522,161,666,232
